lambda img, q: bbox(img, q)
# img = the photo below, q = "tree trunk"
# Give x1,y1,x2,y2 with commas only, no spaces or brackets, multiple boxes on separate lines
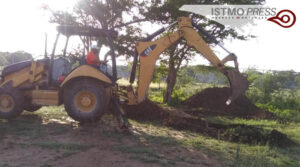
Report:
163,64,177,103
163,44,189,104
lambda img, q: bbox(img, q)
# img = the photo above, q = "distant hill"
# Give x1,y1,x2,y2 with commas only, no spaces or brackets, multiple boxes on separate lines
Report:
0,51,32,66
180,65,228,85
105,65,131,79
113,64,229,84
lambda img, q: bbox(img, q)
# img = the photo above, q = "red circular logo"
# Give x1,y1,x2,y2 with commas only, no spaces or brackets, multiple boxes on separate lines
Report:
267,9,296,28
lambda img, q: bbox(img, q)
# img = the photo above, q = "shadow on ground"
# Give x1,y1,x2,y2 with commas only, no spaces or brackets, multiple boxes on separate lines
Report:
0,111,223,167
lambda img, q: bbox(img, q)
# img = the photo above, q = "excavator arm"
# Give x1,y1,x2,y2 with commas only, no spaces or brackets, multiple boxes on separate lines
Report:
127,17,248,105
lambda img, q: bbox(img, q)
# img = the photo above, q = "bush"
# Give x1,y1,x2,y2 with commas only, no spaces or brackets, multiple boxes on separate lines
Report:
168,83,212,107
247,88,300,111
269,89,300,110
245,87,264,103
245,69,300,122
168,86,186,107
256,103,300,122
148,88,164,103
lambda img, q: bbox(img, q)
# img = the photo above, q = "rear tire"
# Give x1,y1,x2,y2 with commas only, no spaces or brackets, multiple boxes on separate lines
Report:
0,88,24,119
63,79,107,123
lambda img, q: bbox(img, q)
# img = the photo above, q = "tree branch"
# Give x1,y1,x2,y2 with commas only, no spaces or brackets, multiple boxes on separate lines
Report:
113,18,147,28
175,45,190,73
79,36,89,53
107,12,122,25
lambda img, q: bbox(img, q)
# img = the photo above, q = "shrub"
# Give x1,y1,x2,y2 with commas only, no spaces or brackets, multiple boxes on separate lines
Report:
168,86,186,107
256,103,300,122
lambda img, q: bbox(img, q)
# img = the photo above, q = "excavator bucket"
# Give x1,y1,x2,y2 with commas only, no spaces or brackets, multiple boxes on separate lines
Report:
225,69,249,105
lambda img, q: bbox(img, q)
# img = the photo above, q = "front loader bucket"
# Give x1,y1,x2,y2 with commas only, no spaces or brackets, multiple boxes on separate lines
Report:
225,69,249,105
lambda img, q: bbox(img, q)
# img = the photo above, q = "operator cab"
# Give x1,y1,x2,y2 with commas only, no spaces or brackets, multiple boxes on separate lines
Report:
47,25,118,85
1,26,119,87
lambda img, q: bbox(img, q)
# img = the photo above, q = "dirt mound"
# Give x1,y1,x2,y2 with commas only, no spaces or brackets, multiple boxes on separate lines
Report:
122,99,169,121
183,87,274,119
163,115,208,133
217,124,295,147
164,119,295,147
123,98,293,147
123,99,209,132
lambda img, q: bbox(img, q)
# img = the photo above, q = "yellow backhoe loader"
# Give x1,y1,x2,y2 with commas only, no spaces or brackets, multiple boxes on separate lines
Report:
0,17,248,128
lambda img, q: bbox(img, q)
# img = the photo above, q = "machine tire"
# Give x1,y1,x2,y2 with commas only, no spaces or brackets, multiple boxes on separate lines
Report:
24,105,42,112
63,79,107,123
0,88,24,119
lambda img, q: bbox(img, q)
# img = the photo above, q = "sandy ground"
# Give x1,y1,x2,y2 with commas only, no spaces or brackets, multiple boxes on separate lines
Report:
0,113,224,167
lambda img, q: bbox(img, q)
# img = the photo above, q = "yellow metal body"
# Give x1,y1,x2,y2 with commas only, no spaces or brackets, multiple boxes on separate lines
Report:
31,90,59,106
74,90,97,112
133,17,225,103
0,60,112,107
60,65,112,87
0,60,61,106
0,61,48,88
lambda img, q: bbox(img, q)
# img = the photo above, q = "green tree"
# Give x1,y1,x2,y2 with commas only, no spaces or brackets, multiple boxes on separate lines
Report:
295,75,300,88
0,53,8,66
245,69,262,86
247,70,300,107
49,0,146,57
153,64,168,89
177,66,194,85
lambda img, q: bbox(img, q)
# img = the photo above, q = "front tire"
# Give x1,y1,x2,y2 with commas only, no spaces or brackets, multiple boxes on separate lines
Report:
0,88,24,119
63,79,107,123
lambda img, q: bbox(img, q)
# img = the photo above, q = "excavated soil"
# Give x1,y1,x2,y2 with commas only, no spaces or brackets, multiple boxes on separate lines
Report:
207,123,295,147
122,99,169,121
164,120,295,147
123,88,294,147
183,87,274,119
